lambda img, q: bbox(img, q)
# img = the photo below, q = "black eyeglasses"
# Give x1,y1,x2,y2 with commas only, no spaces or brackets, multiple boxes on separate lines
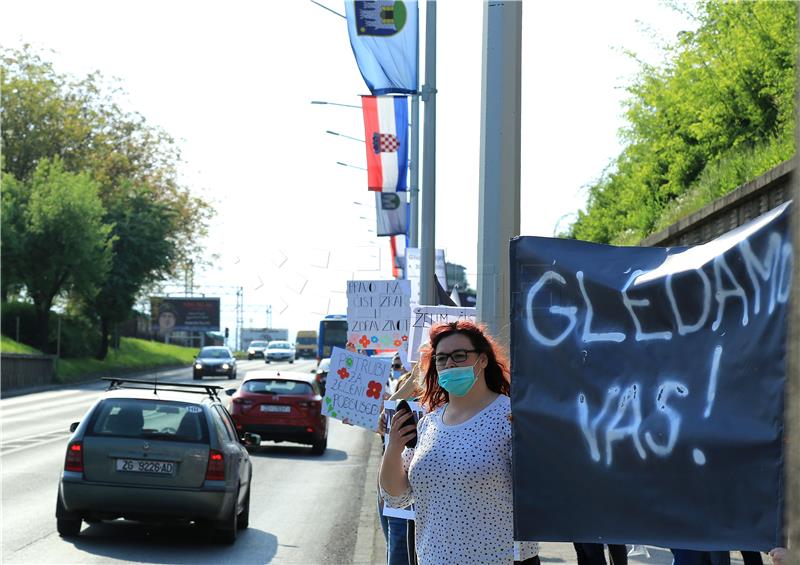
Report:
433,349,478,368
392,364,403,370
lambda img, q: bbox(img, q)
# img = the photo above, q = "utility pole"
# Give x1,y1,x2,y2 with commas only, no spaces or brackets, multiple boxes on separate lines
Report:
476,0,522,349
785,1,800,560
235,287,244,352
419,0,437,305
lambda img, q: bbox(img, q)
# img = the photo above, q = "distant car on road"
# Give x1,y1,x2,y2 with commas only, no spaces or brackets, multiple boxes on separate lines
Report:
229,371,328,454
56,378,261,544
264,341,295,364
194,346,237,380
246,340,269,360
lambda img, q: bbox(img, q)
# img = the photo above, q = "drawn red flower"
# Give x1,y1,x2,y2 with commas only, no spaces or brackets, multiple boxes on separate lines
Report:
337,367,350,379
366,380,383,399
393,339,402,347
401,335,408,342
359,335,371,348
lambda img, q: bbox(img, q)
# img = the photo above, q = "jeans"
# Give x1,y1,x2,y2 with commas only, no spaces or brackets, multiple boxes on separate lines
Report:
377,498,410,565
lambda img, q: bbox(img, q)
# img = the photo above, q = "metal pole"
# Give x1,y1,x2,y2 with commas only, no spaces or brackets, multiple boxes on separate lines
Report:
56,316,61,358
476,0,522,348
409,95,420,249
785,1,800,560
419,0,437,305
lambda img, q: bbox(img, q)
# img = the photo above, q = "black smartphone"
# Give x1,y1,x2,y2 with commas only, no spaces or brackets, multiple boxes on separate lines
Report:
395,399,418,448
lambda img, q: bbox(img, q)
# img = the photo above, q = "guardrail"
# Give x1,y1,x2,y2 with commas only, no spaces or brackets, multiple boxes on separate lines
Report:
0,353,56,393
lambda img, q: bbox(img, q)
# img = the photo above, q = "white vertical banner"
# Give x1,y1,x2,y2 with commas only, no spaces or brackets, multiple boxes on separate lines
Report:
404,247,447,305
407,305,477,362
347,279,411,351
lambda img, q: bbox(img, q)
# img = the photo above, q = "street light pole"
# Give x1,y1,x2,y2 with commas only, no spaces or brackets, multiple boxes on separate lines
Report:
311,100,361,109
476,0,522,348
419,0,437,306
336,161,367,171
326,130,364,143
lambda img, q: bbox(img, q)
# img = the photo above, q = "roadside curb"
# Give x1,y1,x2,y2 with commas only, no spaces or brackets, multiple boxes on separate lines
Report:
353,433,385,564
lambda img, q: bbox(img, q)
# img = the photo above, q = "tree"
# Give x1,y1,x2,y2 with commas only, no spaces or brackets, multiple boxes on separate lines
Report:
1,46,214,356
86,182,179,358
570,0,796,244
1,159,113,350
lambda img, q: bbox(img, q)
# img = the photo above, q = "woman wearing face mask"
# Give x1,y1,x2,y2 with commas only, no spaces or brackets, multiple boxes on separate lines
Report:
379,321,540,565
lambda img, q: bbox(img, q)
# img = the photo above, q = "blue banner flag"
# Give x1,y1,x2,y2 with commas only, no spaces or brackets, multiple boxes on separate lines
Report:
345,1,418,95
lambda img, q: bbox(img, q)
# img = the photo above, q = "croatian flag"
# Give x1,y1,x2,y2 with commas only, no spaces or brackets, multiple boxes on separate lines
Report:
361,95,408,192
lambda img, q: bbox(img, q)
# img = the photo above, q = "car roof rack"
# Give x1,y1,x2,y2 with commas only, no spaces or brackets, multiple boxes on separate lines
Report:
102,378,223,400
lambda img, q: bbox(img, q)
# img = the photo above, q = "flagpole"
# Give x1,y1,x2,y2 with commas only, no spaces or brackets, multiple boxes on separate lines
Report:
419,0,437,306
409,95,420,249
409,0,421,251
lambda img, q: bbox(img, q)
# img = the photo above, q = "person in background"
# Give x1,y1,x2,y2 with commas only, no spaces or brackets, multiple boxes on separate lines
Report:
380,320,540,564
377,354,412,565
670,549,730,565
573,543,627,565
388,354,405,396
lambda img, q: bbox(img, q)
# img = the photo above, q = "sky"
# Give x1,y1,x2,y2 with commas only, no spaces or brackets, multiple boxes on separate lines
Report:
3,0,695,344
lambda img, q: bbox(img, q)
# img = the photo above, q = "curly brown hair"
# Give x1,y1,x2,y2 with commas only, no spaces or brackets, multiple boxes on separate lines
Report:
418,320,511,411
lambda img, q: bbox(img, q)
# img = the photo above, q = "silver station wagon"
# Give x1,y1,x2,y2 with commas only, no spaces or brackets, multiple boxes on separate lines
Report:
56,378,261,544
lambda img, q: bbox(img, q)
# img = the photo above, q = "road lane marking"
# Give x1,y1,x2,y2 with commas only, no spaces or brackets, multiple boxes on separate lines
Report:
0,429,72,457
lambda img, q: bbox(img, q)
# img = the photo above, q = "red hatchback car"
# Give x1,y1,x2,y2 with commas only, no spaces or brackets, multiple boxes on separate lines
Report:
229,372,328,455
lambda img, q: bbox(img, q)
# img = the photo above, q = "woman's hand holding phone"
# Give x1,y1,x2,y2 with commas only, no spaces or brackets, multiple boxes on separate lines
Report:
394,400,418,448
387,405,417,456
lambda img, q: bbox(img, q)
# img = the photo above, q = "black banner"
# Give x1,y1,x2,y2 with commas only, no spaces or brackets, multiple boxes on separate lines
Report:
510,203,792,551
150,297,221,333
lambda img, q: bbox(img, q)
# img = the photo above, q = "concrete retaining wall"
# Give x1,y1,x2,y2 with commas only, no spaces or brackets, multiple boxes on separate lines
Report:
1,353,56,393
641,159,794,247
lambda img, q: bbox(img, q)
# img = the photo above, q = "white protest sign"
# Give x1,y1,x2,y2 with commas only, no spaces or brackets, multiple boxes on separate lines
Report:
407,305,477,362
404,248,447,306
381,399,425,520
347,279,411,351
321,347,390,430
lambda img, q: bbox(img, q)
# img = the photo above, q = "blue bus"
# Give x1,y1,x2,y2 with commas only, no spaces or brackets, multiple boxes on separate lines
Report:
317,315,348,361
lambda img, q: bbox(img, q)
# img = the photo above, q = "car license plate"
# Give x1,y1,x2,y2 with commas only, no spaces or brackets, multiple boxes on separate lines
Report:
261,405,291,413
116,458,175,474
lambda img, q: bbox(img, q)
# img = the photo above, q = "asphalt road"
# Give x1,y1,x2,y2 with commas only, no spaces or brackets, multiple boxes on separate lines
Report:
0,358,380,564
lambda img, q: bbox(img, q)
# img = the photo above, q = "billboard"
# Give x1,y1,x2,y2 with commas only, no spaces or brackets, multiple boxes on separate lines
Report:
150,297,221,334
241,328,289,345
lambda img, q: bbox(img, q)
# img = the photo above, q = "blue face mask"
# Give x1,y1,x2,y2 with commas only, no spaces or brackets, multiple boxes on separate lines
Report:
437,363,478,397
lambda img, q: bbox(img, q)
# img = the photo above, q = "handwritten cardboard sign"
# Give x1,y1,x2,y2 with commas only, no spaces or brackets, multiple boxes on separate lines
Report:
321,347,390,430
347,279,411,351
510,202,792,551
407,305,477,362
